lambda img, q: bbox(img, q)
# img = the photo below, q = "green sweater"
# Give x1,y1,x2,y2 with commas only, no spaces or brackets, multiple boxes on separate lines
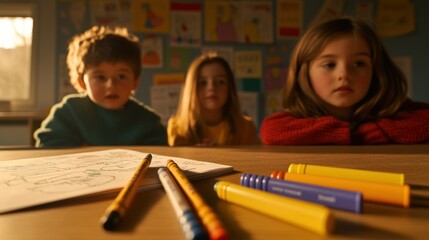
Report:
34,94,167,147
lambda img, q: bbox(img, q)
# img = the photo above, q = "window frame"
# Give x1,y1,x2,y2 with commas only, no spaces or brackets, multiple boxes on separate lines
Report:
0,2,39,111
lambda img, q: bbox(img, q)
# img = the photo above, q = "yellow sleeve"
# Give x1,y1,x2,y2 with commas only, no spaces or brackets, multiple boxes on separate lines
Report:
167,117,193,146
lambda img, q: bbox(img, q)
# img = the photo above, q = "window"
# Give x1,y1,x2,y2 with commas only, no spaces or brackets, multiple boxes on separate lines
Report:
0,3,36,111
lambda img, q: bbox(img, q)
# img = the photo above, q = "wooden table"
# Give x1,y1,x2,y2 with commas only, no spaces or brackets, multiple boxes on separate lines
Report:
1,145,428,239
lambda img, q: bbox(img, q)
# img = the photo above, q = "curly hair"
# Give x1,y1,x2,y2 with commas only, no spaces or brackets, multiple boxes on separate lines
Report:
66,25,141,92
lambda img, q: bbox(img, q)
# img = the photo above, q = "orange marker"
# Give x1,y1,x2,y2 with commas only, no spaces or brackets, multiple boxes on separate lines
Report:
271,171,410,207
167,160,228,240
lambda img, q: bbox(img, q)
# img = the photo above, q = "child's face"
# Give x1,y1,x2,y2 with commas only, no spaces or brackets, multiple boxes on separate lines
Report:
79,62,139,110
197,62,229,115
309,35,373,119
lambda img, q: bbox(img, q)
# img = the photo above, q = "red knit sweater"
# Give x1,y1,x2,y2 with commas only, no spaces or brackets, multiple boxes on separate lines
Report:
260,101,429,145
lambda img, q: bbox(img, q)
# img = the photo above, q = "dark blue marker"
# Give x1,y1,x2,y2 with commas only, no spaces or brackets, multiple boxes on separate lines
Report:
240,173,362,213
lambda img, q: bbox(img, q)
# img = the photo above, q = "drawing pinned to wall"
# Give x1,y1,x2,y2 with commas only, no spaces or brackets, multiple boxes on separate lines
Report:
166,47,190,70
376,0,415,37
205,1,240,43
134,0,170,33
151,84,182,125
265,90,283,116
241,1,273,43
170,2,201,47
201,47,234,69
58,1,88,50
141,35,163,68
89,0,132,28
309,0,344,27
277,0,303,39
235,51,263,78
355,0,373,22
238,91,260,126
265,45,288,91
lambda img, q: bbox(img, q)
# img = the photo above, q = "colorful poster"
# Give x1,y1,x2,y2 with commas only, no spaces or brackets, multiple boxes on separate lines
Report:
277,0,303,39
57,1,88,50
150,84,182,125
265,90,283,116
376,0,415,37
234,51,262,78
238,91,260,127
170,2,201,47
240,1,273,43
204,1,241,43
166,48,190,70
141,35,163,69
201,46,234,69
264,45,289,91
89,0,132,28
133,0,169,33
355,0,373,21
310,0,344,27
152,73,185,85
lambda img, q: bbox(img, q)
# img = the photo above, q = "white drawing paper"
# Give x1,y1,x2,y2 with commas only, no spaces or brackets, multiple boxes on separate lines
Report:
0,149,233,214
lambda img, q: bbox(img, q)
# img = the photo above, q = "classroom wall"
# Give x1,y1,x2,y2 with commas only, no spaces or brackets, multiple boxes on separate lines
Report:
54,0,429,129
1,0,428,146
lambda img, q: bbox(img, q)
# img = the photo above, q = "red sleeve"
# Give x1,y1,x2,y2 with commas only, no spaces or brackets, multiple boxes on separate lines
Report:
260,112,351,145
356,101,429,144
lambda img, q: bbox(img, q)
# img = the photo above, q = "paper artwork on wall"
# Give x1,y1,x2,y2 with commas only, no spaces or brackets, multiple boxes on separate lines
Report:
376,0,415,37
309,0,344,27
201,47,234,69
240,1,273,43
234,51,262,78
166,48,190,71
89,0,133,29
150,84,182,125
133,0,170,33
170,2,201,47
277,0,303,39
264,90,283,116
204,1,273,44
238,91,260,126
141,35,163,69
204,1,240,43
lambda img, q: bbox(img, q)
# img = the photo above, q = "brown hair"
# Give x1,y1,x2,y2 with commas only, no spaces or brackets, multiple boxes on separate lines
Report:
172,52,242,142
66,25,141,92
284,17,407,121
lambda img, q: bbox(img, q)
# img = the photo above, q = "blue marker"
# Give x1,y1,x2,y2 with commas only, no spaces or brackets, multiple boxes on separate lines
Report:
158,168,208,240
240,173,362,213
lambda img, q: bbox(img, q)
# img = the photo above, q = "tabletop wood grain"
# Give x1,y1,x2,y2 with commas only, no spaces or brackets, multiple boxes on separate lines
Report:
1,145,428,240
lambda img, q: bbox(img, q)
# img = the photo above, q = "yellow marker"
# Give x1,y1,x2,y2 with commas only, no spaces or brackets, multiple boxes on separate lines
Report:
167,160,228,240
288,163,405,185
214,181,334,235
273,172,410,207
100,154,152,230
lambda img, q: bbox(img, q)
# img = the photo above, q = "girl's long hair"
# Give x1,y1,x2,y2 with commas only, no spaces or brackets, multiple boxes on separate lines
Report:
284,17,408,121
172,52,242,143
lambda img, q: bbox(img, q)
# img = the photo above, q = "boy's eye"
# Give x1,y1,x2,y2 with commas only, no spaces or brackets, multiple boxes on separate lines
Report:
93,75,106,81
117,74,128,80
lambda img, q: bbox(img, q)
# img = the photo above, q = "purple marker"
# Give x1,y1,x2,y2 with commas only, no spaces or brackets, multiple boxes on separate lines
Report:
240,173,362,213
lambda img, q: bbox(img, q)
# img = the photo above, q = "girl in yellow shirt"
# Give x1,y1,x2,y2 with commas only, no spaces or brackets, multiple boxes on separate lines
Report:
167,53,260,146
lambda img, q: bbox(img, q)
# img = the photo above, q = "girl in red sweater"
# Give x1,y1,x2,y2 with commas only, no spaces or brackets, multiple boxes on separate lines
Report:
261,17,429,145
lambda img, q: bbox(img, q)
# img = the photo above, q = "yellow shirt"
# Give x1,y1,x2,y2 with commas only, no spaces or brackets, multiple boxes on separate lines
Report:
167,115,260,146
